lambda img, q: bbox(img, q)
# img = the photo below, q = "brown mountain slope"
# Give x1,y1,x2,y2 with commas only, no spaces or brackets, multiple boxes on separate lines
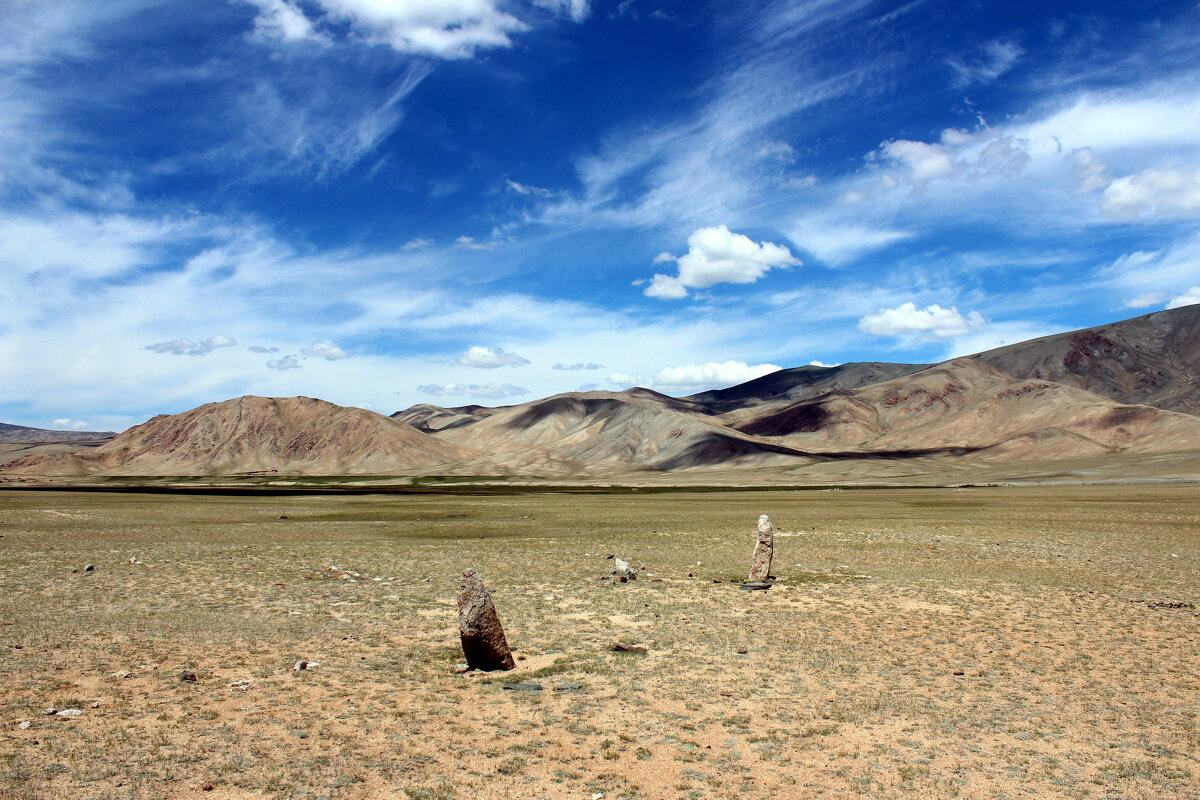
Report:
734,358,1200,459
408,388,814,473
2,396,476,476
973,304,1200,415
685,362,926,418
0,422,115,443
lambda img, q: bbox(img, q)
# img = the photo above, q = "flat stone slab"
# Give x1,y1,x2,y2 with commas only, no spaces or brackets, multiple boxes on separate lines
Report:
502,682,543,691
740,582,772,591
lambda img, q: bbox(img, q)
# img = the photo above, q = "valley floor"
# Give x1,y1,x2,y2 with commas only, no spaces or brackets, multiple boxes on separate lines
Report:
1,486,1197,799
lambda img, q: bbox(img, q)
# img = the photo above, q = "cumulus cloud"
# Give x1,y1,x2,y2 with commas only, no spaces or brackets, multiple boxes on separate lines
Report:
247,345,280,353
417,382,530,399
244,0,538,58
52,418,89,430
652,361,782,390
552,362,605,370
873,125,1033,191
1167,287,1200,309
455,346,530,368
144,335,237,356
247,0,323,43
606,371,643,387
1100,167,1200,219
401,238,433,250
301,340,348,360
808,360,841,368
644,225,800,299
858,302,985,339
266,354,301,370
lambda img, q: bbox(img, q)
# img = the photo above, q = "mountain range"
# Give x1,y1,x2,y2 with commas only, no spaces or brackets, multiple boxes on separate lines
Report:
3,305,1198,483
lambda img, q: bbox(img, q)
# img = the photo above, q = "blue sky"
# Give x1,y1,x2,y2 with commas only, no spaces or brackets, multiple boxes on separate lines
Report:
2,0,1199,431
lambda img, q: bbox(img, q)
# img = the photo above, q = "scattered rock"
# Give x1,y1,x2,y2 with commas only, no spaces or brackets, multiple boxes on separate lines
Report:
17,721,31,730
1147,601,1194,609
458,568,515,672
452,663,471,674
111,670,134,679
952,670,966,676
55,709,83,717
228,680,252,692
128,557,142,564
611,557,637,581
84,563,94,572
612,642,648,654
293,659,309,671
740,582,771,591
178,670,198,682
736,648,749,654
501,682,543,691
554,683,582,691
748,514,774,583
90,702,100,708
43,708,57,716
202,783,215,791
277,515,289,519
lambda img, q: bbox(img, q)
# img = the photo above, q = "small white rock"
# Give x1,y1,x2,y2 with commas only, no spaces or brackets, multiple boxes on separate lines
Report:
18,721,31,730
55,709,83,717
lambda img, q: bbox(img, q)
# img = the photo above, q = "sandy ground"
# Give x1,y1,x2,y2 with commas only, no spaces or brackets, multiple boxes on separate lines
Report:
1,486,1197,799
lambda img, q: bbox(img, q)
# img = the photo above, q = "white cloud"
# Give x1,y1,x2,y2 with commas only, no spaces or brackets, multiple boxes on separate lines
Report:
533,0,590,23
755,141,797,162
652,361,782,391
946,39,1023,87
267,355,301,370
455,345,530,368
1098,234,1200,295
644,225,799,299
247,0,324,43
606,371,643,387
858,302,985,339
144,335,237,356
51,418,88,429
402,238,433,250
808,360,841,367
455,235,502,251
1167,287,1200,309
1100,167,1200,219
786,220,913,265
245,0,591,58
1071,147,1111,193
552,362,605,370
505,179,557,198
247,345,280,353
1124,292,1167,309
417,382,530,399
301,340,348,360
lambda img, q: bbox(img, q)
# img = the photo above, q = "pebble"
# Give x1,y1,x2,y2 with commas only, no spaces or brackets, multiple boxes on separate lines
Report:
452,663,471,674
55,709,83,717
18,721,31,730
612,642,648,654
178,670,198,682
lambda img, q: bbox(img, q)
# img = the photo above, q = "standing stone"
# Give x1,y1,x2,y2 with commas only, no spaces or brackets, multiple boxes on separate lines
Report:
457,569,515,671
747,514,774,582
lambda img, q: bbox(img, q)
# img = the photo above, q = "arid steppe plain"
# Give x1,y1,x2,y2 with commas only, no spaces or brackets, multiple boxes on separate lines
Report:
2,485,1197,800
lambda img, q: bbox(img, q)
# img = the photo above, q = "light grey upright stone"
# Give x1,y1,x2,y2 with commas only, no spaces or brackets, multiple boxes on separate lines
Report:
747,514,774,582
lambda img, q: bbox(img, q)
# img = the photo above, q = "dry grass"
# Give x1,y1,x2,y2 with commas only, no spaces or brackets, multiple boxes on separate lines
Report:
1,485,1198,799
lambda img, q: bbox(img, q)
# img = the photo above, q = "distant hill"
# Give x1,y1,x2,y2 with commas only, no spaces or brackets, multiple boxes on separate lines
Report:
3,396,476,476
0,422,115,443
4,306,1198,481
